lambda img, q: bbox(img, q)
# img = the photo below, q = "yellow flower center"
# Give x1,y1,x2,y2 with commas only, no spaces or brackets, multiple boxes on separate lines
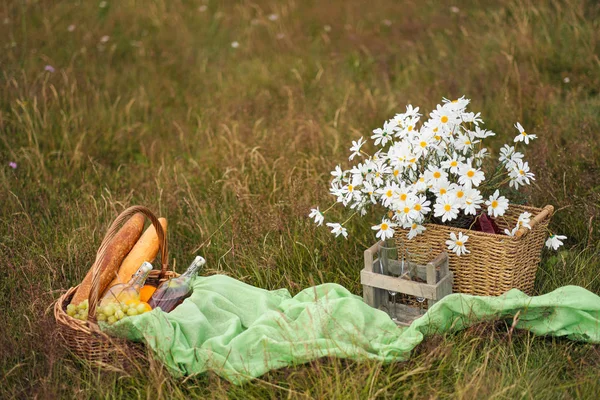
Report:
441,116,449,123
409,158,416,164
381,223,389,231
467,170,475,178
348,185,353,192
440,188,447,195
522,131,527,136
393,170,399,177
375,172,380,177
456,241,463,246
400,193,407,201
465,140,471,145
433,171,441,179
456,191,464,198
420,141,427,148
466,199,473,205
451,161,458,167
403,207,410,214
519,170,525,175
414,204,422,211
419,177,425,182
411,223,418,229
491,200,498,208
444,204,452,211
433,127,439,133
408,125,413,131
434,135,441,141
386,190,393,197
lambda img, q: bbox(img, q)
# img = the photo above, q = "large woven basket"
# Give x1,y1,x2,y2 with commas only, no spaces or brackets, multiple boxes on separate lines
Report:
54,206,178,364
394,204,554,296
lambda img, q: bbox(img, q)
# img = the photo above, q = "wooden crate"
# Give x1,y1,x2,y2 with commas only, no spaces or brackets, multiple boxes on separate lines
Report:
360,241,454,326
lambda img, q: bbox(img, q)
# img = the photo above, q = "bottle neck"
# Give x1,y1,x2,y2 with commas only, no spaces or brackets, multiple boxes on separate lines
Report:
129,263,153,290
181,256,206,279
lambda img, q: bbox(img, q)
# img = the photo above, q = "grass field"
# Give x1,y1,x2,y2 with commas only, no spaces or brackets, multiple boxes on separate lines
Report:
2,0,600,398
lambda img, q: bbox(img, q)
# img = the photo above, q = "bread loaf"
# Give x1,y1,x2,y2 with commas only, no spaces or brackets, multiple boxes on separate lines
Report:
70,213,145,306
108,217,167,288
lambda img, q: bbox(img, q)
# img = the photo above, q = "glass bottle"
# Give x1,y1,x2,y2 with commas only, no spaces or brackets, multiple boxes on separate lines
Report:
148,256,205,313
99,262,153,308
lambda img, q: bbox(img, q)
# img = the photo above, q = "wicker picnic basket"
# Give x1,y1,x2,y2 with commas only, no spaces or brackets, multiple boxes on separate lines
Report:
54,206,178,364
395,204,554,297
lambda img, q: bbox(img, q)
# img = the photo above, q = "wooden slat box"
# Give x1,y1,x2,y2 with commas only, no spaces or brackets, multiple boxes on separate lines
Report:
361,241,454,326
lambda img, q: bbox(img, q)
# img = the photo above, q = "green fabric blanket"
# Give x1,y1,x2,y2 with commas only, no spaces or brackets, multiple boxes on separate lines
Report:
103,275,600,384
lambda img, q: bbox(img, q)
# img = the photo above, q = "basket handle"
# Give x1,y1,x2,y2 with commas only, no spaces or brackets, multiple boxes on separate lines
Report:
88,206,168,321
515,205,554,239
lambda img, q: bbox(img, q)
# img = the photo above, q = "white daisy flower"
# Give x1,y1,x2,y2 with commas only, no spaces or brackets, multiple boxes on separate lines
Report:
412,194,431,216
513,122,537,145
454,132,478,154
331,165,344,181
461,111,483,126
473,126,495,139
442,96,470,112
349,137,366,161
485,190,509,218
517,211,532,229
371,120,396,146
361,181,377,204
433,194,460,222
508,160,535,189
326,223,348,239
372,218,396,240
448,183,467,206
377,182,399,207
406,221,426,239
458,162,485,188
462,188,483,215
499,144,524,166
424,165,448,186
431,178,452,196
308,207,324,226
429,104,460,131
504,227,518,236
441,153,465,174
545,234,566,250
446,232,470,256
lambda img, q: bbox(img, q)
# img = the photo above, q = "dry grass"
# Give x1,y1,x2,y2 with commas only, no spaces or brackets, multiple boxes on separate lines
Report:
1,0,600,398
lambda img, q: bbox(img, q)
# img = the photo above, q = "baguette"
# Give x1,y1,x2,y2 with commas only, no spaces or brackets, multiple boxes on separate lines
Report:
70,213,145,306
108,217,167,288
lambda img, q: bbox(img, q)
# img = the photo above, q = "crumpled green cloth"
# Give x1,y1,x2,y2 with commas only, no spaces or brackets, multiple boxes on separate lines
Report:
103,275,600,384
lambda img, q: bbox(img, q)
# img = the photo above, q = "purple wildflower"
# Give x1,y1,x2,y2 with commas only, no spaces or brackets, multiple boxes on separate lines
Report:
44,65,55,73
9,162,17,169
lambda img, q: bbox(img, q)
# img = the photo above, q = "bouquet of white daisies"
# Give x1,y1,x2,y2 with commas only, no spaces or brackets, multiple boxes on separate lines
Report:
310,97,566,255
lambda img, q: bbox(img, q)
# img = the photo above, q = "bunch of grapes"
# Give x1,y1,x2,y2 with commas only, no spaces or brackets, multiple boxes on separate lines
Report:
96,300,152,325
66,300,89,321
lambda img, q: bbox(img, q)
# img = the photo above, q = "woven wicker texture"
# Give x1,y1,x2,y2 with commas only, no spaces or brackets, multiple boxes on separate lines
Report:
394,204,553,296
53,206,176,364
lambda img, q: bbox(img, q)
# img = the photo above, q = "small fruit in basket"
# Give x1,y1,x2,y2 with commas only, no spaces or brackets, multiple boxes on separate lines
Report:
139,285,157,303
67,299,89,320
96,299,152,325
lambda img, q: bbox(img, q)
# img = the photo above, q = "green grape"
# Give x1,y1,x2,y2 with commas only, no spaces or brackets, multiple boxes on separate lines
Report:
103,304,115,316
97,313,107,322
80,310,88,319
66,304,76,313
107,315,116,325
126,308,138,317
136,303,147,313
115,310,125,320
121,304,129,313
